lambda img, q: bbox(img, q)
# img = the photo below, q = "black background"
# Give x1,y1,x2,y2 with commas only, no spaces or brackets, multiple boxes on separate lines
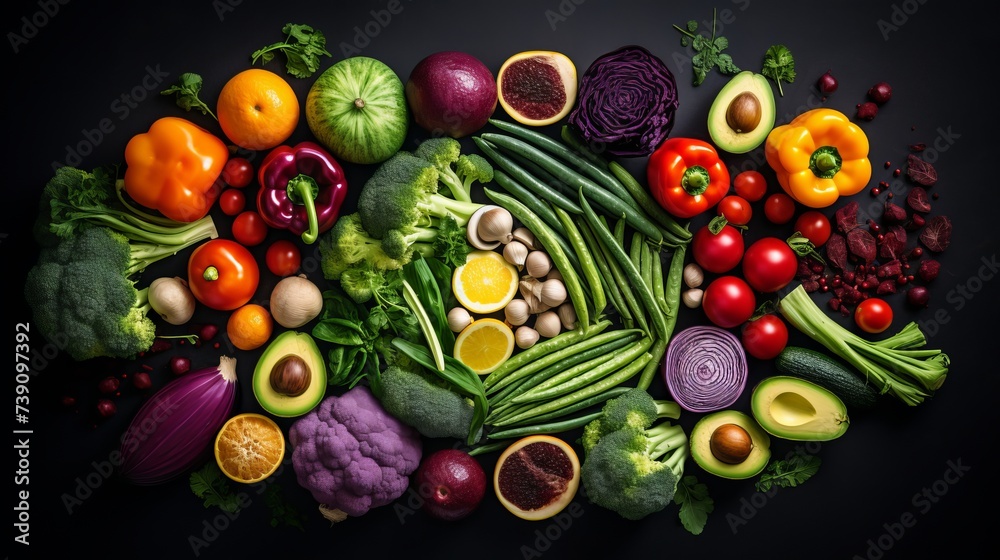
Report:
6,1,998,559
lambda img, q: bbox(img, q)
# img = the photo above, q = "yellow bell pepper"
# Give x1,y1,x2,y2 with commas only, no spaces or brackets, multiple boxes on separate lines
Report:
764,108,872,209
124,116,229,222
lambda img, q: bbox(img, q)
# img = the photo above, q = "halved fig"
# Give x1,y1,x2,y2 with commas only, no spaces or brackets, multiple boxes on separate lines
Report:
496,51,578,127
493,434,580,520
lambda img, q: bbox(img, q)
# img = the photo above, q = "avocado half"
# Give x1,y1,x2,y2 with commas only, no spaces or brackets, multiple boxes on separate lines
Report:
690,410,771,480
253,331,327,418
750,376,850,441
707,71,775,154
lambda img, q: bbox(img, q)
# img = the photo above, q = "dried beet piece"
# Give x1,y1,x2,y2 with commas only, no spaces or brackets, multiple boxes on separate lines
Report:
802,279,820,293
828,297,842,312
847,228,877,263
841,284,865,305
877,259,902,278
878,226,908,261
883,202,908,224
907,187,931,213
834,201,860,233
906,154,938,187
919,215,952,252
909,143,926,152
918,259,941,282
826,233,848,271
877,280,898,295
905,213,926,231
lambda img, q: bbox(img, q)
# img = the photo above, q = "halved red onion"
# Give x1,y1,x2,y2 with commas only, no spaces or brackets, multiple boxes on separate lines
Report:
118,356,238,485
662,326,747,412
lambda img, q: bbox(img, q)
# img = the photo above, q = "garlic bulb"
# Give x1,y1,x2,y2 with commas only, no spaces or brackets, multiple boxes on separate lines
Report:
534,310,562,338
683,263,704,289
503,241,529,269
682,288,704,308
504,299,531,326
448,307,474,332
539,278,567,307
525,251,552,278
557,303,577,330
515,326,540,349
512,227,537,250
477,207,514,244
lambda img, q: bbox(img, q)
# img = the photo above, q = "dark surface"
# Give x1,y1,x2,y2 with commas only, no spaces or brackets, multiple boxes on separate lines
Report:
6,1,997,558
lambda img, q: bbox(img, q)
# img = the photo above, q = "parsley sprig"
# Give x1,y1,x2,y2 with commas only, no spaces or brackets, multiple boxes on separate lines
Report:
251,23,332,78
762,44,796,96
674,474,715,535
190,462,243,514
755,452,821,492
161,73,217,121
673,9,741,86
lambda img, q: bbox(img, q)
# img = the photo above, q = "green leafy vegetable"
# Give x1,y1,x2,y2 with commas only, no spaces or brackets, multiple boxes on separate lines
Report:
190,463,243,514
251,23,332,78
673,9,741,86
755,452,821,492
674,474,714,535
262,484,307,530
160,72,217,120
761,44,796,97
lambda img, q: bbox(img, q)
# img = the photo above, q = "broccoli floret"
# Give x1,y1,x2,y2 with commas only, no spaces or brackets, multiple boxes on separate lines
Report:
580,421,689,521
455,153,495,192
24,227,158,361
374,364,481,443
580,387,681,456
415,138,495,203
319,213,408,282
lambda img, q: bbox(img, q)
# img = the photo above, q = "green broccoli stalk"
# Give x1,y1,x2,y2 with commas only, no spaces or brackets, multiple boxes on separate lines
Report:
580,420,690,521
580,387,681,456
415,137,494,202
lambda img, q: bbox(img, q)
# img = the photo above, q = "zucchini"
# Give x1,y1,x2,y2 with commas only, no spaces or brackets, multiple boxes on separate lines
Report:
774,346,879,410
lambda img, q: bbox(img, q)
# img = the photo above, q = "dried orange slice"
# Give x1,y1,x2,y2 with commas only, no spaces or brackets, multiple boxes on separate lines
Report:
452,250,519,314
454,318,515,375
214,413,285,484
493,435,581,520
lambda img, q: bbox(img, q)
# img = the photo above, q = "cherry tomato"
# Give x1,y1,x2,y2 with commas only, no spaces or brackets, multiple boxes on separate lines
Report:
794,210,832,247
222,157,253,188
266,239,302,276
717,195,753,226
702,276,756,329
232,211,268,247
733,170,767,202
855,298,893,334
742,237,798,293
741,314,789,360
764,192,796,224
218,189,246,216
692,222,745,274
187,239,260,311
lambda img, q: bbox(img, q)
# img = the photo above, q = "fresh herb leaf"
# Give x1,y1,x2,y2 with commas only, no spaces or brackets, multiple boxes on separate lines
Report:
251,23,332,78
673,9,741,86
190,462,243,514
761,44,796,96
674,474,714,535
160,73,217,120
263,484,308,531
755,452,822,492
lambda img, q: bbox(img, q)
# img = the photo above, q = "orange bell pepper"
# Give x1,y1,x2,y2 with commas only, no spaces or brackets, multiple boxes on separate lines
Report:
124,117,229,222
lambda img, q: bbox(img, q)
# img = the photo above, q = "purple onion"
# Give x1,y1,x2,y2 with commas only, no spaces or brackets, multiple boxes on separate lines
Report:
567,45,679,157
118,356,238,485
663,326,748,412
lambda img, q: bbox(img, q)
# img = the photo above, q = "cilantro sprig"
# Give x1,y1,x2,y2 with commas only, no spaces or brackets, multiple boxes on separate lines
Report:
762,44,796,97
673,9,741,86
161,73,217,121
755,452,821,492
190,462,243,514
674,474,714,535
251,23,332,78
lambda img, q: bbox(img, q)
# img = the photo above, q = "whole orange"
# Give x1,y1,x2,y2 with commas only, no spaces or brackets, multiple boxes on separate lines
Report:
217,69,300,151
227,303,274,351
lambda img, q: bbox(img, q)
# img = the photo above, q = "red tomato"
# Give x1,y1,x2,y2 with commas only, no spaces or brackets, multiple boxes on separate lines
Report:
717,195,752,226
855,298,893,334
266,240,302,276
794,210,832,247
741,314,789,360
232,211,268,247
692,222,745,274
187,239,260,311
702,276,756,329
742,237,798,293
222,157,253,188
764,192,796,224
219,189,246,216
733,170,767,202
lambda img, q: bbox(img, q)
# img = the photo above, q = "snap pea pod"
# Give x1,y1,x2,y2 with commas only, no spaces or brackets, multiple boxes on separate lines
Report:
496,386,632,429
636,244,687,390
485,410,604,441
650,241,669,317
484,187,591,333
553,204,606,318
481,319,611,388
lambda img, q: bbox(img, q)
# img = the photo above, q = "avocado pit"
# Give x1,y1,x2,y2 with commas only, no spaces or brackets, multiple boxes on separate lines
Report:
269,354,311,397
725,91,762,133
709,423,753,464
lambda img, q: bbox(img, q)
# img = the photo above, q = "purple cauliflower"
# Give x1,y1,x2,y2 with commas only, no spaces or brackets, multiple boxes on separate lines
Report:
289,385,422,520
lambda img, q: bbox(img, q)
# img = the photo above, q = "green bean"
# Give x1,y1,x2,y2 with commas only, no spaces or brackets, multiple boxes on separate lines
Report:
486,410,604,440
590,216,649,334
497,386,632,428
636,244,687,390
482,319,611,388
608,159,692,244
467,441,509,457
474,136,582,215
560,124,610,169
553,205,606,317
650,243,669,317
575,214,632,327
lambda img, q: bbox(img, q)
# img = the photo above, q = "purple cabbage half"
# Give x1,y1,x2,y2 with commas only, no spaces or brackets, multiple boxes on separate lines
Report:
567,45,679,157
663,326,747,413
118,356,238,485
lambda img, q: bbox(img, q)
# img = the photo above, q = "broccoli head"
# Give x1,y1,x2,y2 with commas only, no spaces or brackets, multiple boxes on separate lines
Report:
580,387,681,455
374,364,480,442
415,137,495,203
580,420,689,521
455,153,495,191
319,213,408,282
24,227,156,361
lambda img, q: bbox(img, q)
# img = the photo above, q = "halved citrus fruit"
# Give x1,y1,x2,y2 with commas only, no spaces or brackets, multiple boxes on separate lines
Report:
454,318,515,375
452,250,519,314
214,412,286,484
217,68,300,151
497,51,577,127
494,435,581,520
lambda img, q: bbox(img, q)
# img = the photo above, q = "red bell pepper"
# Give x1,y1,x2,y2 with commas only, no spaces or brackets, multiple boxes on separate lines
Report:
257,141,348,244
647,138,730,219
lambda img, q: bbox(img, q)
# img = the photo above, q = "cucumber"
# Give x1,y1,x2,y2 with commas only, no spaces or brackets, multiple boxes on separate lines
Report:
774,346,879,410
